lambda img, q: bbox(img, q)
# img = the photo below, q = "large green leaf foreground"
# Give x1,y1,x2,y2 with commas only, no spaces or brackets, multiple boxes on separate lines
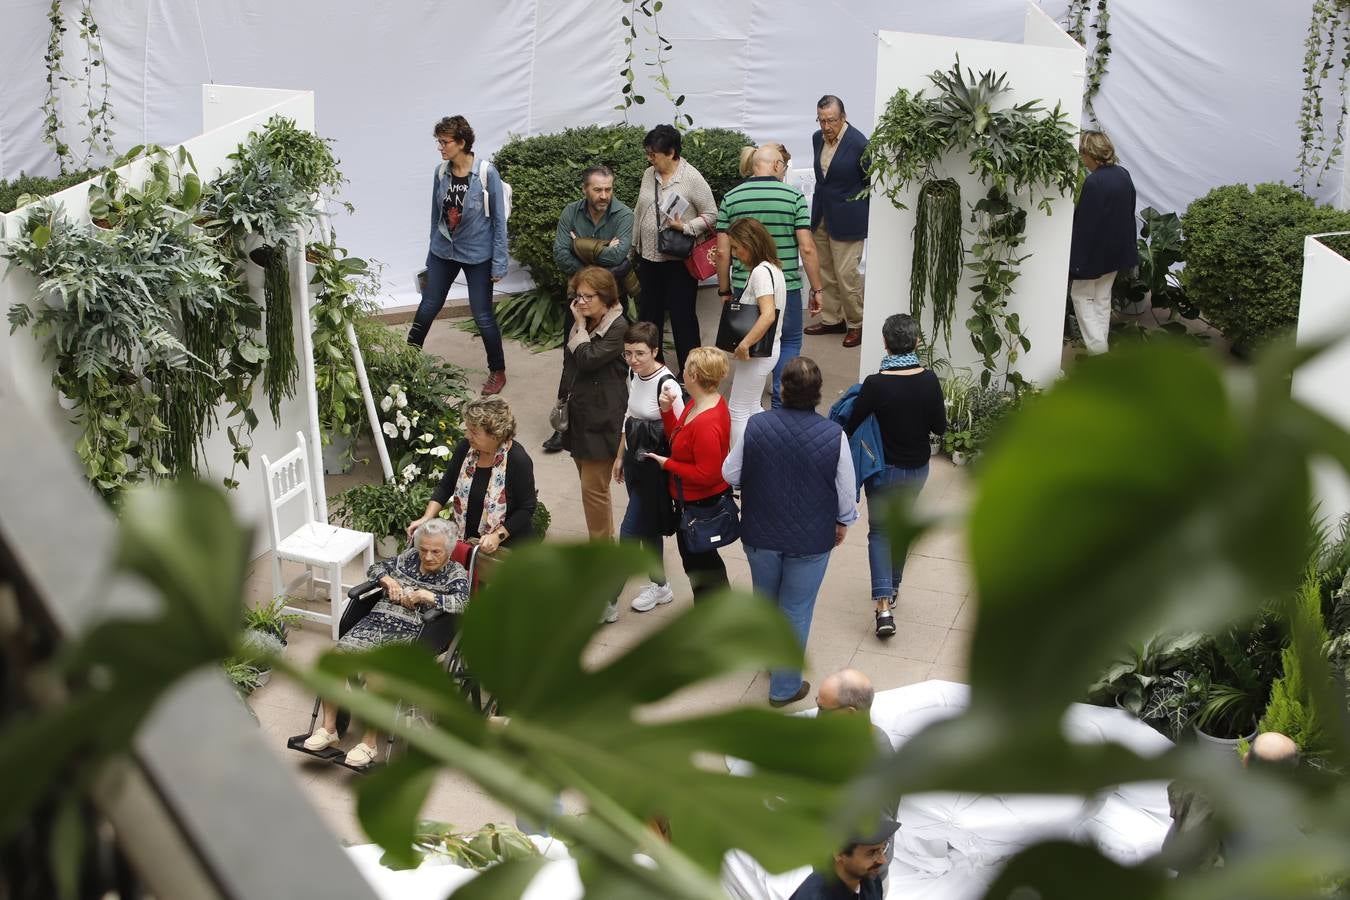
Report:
7,339,1350,898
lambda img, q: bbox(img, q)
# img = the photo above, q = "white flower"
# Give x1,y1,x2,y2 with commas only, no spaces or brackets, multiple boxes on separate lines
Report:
389,383,402,395
431,469,444,480
419,432,434,443
401,463,421,481
401,426,411,440
429,445,450,458
380,395,393,412
382,422,397,438
395,391,408,409
395,411,410,429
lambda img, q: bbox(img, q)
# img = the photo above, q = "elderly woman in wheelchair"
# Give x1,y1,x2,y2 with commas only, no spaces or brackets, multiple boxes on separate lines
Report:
301,517,469,768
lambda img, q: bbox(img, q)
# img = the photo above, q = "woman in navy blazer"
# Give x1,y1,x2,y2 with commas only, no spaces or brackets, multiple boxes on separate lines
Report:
1069,130,1138,355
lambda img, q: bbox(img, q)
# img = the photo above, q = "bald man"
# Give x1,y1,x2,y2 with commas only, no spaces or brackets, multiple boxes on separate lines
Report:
816,668,892,756
716,144,822,408
1247,731,1300,769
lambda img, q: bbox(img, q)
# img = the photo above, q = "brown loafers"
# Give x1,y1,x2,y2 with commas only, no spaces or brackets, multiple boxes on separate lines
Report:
842,328,862,348
803,321,847,336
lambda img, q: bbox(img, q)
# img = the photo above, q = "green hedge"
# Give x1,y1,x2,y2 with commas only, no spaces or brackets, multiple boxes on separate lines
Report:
492,125,752,301
1181,183,1350,349
0,170,101,213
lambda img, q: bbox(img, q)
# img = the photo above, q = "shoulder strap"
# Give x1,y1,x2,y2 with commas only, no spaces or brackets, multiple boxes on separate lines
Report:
479,159,491,218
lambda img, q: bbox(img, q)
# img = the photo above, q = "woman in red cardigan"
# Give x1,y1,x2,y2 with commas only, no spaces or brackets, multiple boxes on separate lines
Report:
645,346,732,601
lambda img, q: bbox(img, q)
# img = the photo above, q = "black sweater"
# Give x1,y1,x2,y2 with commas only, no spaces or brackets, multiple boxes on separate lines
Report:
430,439,536,543
844,369,947,468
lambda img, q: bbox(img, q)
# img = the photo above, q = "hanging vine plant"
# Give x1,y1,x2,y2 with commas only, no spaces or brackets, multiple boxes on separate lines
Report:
1296,0,1350,187
616,0,693,129
867,57,1079,390
40,0,116,173
910,178,963,353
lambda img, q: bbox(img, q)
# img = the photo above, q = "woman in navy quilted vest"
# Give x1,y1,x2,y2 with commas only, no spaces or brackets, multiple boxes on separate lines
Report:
844,314,946,639
723,356,858,707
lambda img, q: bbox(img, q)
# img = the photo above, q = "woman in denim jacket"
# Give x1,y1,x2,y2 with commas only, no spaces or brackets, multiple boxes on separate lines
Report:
409,115,510,395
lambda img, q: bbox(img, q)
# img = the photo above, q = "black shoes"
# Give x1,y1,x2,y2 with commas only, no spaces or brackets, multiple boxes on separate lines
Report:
875,610,896,638
542,430,564,453
769,680,811,708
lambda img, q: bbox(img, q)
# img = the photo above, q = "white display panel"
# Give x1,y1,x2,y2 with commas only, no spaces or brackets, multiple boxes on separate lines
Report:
860,7,1084,385
1293,234,1350,524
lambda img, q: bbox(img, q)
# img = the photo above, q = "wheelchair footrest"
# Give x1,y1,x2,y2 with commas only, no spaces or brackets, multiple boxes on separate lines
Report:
286,733,383,773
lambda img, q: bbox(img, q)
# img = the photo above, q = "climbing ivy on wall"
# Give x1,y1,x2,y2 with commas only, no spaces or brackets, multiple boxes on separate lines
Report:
1060,0,1111,126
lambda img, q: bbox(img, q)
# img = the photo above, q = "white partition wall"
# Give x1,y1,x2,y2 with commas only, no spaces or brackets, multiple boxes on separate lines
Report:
860,2,1084,385
1294,234,1350,524
0,86,322,545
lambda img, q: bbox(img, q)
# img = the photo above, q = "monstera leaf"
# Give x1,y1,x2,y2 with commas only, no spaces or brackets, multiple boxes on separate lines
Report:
295,542,878,897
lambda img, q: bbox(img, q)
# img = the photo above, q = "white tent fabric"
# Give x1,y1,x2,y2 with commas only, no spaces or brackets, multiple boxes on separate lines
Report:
1,0,1341,307
722,680,1173,900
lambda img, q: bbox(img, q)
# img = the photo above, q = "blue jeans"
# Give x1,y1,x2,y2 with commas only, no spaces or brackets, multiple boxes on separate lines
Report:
408,252,505,372
744,544,831,701
770,288,803,409
864,463,929,601
619,454,668,584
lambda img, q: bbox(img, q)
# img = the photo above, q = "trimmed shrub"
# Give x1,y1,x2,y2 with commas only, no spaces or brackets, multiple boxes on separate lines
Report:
0,169,101,213
491,124,753,302
1181,183,1350,349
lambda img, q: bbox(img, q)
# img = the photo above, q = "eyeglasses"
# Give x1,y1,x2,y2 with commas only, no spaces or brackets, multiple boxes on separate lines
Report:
816,115,842,126
573,292,602,302
622,349,653,360
436,138,454,147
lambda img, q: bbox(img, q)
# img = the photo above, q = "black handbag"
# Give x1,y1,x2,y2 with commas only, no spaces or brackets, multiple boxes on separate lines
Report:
675,479,740,553
653,170,695,259
715,264,780,358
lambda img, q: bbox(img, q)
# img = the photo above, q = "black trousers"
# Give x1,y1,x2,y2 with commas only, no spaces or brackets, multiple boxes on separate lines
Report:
638,258,700,375
675,492,729,602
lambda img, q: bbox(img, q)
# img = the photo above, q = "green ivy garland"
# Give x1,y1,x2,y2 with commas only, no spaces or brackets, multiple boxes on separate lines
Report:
1060,0,1110,126
867,58,1079,390
617,0,693,129
40,1,116,173
41,1,73,172
1296,0,1350,187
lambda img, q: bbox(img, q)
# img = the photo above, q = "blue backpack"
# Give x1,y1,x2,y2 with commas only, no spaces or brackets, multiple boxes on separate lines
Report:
828,384,885,500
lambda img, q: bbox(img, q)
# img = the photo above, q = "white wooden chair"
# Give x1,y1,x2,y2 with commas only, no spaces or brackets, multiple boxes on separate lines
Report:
261,432,375,640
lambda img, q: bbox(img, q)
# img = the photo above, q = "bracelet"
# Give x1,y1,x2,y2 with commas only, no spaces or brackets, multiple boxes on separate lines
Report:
718,289,733,297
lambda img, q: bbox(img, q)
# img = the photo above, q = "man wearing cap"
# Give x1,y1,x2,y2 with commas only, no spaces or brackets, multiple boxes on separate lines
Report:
787,818,896,899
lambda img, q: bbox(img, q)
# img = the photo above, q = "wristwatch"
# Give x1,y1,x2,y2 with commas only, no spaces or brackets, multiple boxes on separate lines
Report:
810,288,824,297
718,288,733,297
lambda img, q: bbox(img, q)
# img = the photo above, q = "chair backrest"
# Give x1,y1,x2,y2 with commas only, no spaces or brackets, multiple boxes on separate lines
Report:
259,432,315,545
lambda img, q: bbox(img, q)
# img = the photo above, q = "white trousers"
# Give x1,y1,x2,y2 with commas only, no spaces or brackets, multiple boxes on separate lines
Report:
728,350,779,448
1070,271,1117,355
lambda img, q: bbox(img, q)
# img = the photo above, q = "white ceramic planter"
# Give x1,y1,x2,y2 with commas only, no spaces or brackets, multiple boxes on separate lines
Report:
951,450,969,467
929,435,942,455
376,535,401,558
1192,723,1256,763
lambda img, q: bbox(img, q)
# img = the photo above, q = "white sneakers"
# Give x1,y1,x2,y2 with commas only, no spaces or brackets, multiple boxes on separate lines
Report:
630,581,674,612
601,601,620,624
344,742,378,768
302,727,339,751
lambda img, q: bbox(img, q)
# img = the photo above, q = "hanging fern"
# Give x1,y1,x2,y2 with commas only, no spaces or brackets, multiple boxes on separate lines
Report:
911,178,963,353
259,246,298,423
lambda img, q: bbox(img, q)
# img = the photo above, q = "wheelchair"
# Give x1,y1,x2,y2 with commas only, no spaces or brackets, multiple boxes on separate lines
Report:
286,540,496,771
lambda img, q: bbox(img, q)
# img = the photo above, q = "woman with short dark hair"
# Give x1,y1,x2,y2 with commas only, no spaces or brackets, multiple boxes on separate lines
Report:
634,124,718,375
560,266,630,547
845,314,946,638
410,115,510,395
723,356,858,707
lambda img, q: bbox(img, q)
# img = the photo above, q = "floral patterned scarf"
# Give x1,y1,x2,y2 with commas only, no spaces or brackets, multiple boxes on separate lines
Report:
450,440,512,539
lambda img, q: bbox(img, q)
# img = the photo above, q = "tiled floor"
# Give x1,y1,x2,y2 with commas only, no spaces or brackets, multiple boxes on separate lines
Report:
244,288,975,845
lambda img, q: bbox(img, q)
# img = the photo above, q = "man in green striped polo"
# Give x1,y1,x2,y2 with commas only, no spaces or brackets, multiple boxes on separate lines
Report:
715,145,823,408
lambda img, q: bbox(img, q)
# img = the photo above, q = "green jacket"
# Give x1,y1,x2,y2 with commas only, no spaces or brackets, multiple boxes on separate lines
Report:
553,197,634,275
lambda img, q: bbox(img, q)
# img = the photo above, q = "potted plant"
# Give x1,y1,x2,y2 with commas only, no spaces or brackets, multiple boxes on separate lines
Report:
238,597,299,687
310,242,381,474
331,479,434,557
1089,632,1205,738
1112,207,1194,319
1189,617,1283,758
945,430,974,465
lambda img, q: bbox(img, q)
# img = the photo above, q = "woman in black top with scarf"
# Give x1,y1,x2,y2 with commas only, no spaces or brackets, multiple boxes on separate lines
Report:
407,396,536,554
845,314,945,637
